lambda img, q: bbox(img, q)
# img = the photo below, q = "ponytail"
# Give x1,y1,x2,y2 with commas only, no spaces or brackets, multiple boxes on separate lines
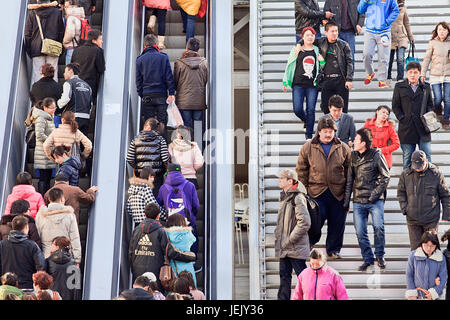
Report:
144,117,165,135
62,111,78,134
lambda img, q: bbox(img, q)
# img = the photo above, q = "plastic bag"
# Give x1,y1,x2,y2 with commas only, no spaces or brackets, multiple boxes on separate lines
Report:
167,101,184,128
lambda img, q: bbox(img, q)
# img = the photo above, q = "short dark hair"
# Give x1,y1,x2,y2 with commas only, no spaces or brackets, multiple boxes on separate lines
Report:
16,172,33,185
172,277,191,295
325,21,338,31
87,29,102,42
134,276,151,288
1,272,18,287
144,34,158,47
144,203,160,219
317,117,337,132
54,174,69,182
187,37,201,52
356,128,372,149
406,61,421,72
139,167,155,180
419,230,440,250
66,63,80,75
10,199,30,215
11,215,28,231
328,95,344,109
48,188,64,203
166,213,188,228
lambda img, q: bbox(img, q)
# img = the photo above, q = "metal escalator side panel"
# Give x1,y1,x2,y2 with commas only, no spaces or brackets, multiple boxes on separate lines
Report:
0,0,31,213
82,0,135,300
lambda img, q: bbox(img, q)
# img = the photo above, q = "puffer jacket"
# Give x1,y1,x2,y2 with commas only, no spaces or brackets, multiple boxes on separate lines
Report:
406,247,447,300
0,214,42,249
4,185,45,218
43,123,92,160
390,6,413,50
292,264,349,300
33,108,57,170
168,139,204,179
166,226,196,286
35,203,82,263
129,218,196,286
127,177,167,224
274,183,311,260
126,130,170,174
63,8,84,49
421,38,450,78
56,156,82,187
296,136,351,201
24,1,65,58
176,0,201,16
397,163,450,226
295,0,324,34
46,249,79,300
363,118,400,168
174,51,208,110
142,0,171,9
344,148,390,208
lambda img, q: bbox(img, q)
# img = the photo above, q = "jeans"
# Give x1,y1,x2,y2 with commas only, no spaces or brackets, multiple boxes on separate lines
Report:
387,47,406,81
312,189,347,255
180,110,203,131
400,140,432,170
363,32,391,82
151,8,167,36
180,8,196,43
432,82,450,120
339,31,356,67
66,48,74,65
278,258,307,300
353,200,386,264
407,223,439,251
292,86,318,138
320,77,349,114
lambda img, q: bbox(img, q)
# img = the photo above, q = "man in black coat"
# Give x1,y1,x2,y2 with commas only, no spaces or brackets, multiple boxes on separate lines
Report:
71,29,105,105
24,0,65,84
323,0,365,64
129,203,195,292
392,61,433,169
0,216,45,289
295,0,334,41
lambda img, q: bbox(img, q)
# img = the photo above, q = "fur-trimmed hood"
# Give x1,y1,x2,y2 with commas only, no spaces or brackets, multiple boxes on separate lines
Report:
414,247,443,262
28,1,59,10
170,139,197,152
37,203,74,223
128,177,154,188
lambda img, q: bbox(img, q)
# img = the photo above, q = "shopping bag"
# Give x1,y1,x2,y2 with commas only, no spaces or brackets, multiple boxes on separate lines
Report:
166,101,184,128
405,43,420,72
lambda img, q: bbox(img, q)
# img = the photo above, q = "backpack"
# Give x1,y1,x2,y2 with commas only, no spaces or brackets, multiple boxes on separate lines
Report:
75,18,92,46
165,181,191,223
291,194,322,246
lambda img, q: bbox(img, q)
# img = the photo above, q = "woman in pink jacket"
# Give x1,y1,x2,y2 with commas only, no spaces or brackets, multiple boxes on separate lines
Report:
292,249,349,300
4,172,45,219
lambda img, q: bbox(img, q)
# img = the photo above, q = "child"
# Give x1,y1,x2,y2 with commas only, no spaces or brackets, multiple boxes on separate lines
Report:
442,229,450,300
178,270,205,300
51,146,82,186
165,213,196,286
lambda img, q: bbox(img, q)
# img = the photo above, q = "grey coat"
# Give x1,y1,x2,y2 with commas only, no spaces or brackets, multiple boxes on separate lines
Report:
321,113,356,145
274,182,311,260
33,108,57,170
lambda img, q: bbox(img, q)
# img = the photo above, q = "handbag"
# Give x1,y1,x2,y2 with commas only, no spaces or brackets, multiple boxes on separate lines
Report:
405,43,420,72
35,13,62,57
70,133,87,170
420,84,441,133
159,242,178,291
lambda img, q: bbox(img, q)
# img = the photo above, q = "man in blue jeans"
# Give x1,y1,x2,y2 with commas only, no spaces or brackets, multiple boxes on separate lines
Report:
344,128,390,271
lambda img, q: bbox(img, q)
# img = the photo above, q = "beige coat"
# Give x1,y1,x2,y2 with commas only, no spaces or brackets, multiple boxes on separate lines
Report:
63,7,85,49
43,123,92,160
274,182,311,260
390,6,413,49
296,136,351,201
421,38,450,77
35,203,82,263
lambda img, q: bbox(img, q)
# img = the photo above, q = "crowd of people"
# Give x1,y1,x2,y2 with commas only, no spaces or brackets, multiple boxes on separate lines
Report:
0,0,208,300
276,0,450,300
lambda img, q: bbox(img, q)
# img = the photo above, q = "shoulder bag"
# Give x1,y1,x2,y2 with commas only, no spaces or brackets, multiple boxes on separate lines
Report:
35,13,62,57
159,242,178,291
420,85,441,133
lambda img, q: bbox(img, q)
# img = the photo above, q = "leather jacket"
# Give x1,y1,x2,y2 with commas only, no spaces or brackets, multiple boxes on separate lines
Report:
315,37,354,81
295,0,324,34
344,148,390,207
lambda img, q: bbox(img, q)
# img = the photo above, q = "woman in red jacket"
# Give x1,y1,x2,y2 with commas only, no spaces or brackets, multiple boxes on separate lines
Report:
363,105,400,169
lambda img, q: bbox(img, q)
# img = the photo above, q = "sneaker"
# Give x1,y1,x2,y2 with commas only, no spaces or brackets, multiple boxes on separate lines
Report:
376,257,386,269
364,73,375,85
378,81,388,88
328,252,342,260
357,262,373,272
386,79,392,87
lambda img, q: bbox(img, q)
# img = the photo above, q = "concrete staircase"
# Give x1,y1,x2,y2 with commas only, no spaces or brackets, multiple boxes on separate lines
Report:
144,7,206,291
259,0,450,300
